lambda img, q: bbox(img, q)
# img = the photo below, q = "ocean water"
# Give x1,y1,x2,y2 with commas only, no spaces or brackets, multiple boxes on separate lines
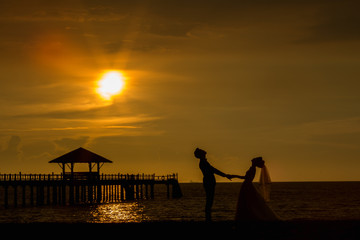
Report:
0,182,360,223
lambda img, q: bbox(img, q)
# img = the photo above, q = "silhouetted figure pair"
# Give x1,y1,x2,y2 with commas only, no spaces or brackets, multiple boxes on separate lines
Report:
194,148,279,222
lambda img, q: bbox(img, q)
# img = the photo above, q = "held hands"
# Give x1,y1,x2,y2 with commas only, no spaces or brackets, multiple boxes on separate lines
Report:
225,174,233,181
225,174,245,180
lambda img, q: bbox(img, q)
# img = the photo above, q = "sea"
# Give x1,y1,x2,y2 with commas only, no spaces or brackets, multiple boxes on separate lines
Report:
0,182,360,223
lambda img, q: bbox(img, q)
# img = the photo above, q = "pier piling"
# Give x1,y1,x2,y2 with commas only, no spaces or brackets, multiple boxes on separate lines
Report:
0,173,181,207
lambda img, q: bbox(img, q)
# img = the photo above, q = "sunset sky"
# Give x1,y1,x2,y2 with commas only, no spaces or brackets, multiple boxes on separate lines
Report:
1,0,360,182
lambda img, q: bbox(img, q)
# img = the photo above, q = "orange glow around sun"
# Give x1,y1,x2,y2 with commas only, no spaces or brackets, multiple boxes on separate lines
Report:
96,70,125,100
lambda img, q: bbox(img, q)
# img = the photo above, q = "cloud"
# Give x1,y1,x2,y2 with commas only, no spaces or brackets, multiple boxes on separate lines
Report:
294,1,360,43
264,117,360,149
0,135,22,162
54,136,90,150
144,22,198,38
0,1,128,23
20,139,56,165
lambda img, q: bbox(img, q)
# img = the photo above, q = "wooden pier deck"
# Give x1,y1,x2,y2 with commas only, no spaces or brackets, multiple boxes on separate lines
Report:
0,173,182,207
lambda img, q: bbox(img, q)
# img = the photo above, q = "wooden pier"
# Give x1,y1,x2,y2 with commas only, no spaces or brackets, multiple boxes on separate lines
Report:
0,147,182,207
0,172,182,207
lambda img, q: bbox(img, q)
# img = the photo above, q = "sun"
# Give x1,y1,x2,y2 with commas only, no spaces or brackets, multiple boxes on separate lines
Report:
96,70,125,100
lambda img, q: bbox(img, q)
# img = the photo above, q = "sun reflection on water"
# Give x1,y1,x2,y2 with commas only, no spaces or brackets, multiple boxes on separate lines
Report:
89,202,149,223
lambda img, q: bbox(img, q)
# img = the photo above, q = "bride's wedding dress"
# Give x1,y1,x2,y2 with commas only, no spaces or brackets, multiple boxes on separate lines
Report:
235,165,279,221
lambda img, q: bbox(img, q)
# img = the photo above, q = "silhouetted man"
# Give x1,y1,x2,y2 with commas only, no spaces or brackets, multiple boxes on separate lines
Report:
194,148,231,221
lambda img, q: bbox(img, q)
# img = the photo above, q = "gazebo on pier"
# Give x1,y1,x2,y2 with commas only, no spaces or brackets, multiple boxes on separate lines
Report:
49,147,112,180
0,147,182,207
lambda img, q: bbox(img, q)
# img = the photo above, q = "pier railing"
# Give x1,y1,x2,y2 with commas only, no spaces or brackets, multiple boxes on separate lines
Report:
0,172,178,182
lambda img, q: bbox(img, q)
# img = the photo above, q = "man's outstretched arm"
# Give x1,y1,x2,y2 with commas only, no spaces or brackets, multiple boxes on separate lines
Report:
210,164,232,180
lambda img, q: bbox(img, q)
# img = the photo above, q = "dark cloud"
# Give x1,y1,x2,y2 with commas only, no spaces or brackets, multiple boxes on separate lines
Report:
298,1,360,43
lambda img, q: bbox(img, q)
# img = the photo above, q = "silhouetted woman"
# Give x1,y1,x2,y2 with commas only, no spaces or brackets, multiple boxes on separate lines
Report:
229,157,279,221
194,148,231,221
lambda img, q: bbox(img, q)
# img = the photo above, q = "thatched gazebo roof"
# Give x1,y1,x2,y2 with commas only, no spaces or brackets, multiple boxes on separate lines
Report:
49,147,112,176
49,147,112,164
